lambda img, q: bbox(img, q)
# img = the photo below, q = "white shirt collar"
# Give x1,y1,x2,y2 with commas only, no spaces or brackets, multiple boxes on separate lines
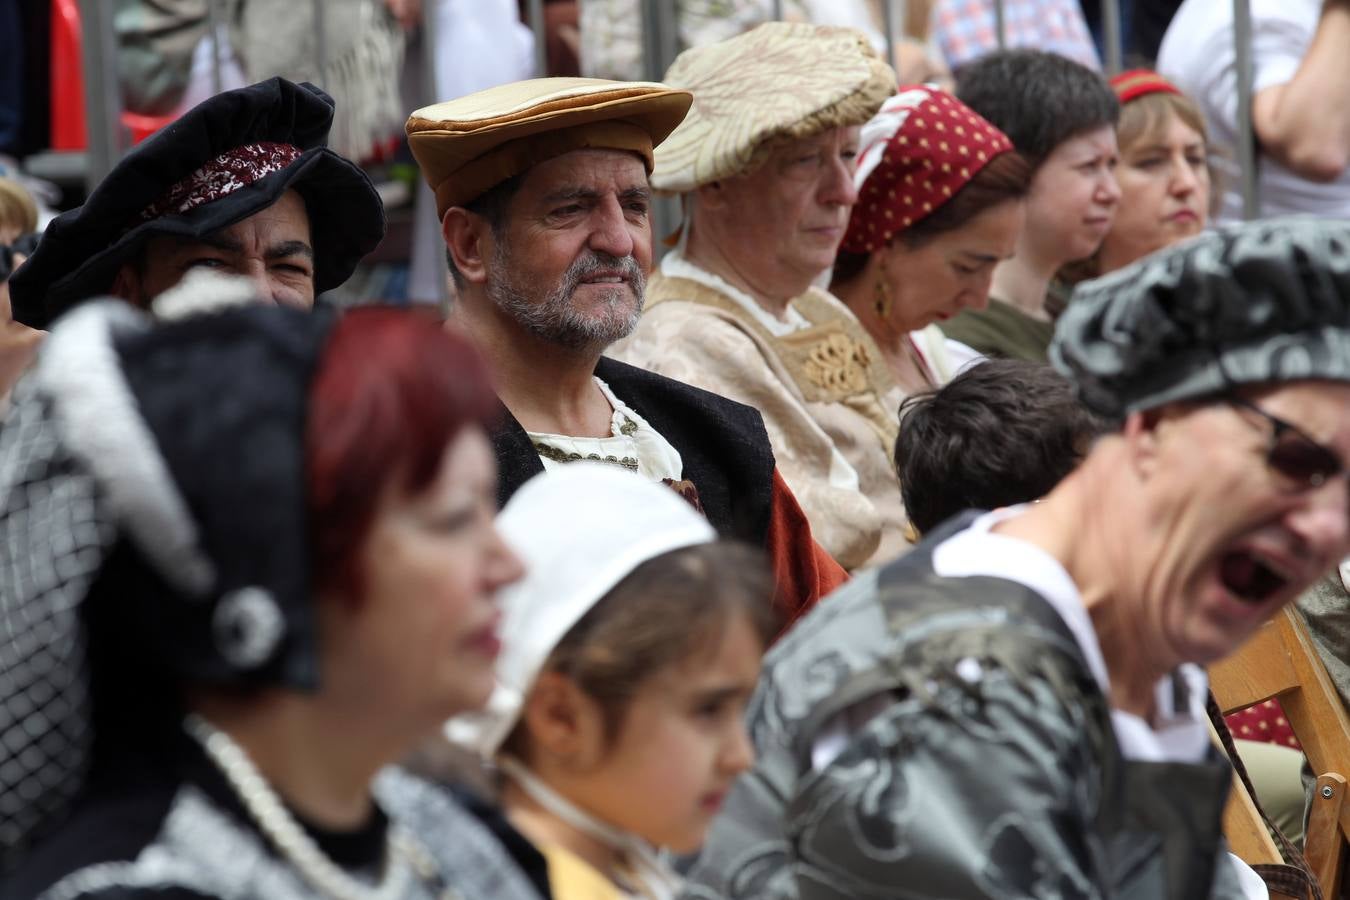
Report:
932,507,1211,763
659,247,812,337
525,377,684,483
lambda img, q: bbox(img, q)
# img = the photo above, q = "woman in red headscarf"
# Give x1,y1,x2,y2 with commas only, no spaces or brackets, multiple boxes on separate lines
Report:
829,85,1032,389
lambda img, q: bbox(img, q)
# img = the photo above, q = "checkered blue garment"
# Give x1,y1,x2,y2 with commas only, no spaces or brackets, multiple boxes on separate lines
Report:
931,0,1101,71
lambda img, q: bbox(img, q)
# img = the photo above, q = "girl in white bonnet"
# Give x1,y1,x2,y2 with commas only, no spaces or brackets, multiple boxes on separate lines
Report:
448,465,776,900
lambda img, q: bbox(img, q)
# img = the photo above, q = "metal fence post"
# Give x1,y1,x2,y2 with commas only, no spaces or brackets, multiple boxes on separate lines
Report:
641,0,681,257
881,0,909,77
1233,0,1259,220
206,0,224,95
416,0,451,308
993,0,1007,50
527,0,548,75
771,0,784,21
1100,0,1123,75
312,0,328,82
640,0,679,82
77,0,123,191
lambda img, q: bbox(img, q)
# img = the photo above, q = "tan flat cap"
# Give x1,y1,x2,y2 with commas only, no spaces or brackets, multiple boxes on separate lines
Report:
654,22,895,193
407,77,692,217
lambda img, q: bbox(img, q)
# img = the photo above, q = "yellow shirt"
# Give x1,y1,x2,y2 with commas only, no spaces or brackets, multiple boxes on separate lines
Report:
540,844,633,900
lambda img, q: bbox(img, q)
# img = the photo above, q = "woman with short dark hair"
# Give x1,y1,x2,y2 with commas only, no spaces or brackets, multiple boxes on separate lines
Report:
939,49,1122,362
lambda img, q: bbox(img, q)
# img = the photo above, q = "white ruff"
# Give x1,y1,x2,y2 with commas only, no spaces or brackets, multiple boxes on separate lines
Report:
183,714,459,900
37,300,215,596
151,270,262,322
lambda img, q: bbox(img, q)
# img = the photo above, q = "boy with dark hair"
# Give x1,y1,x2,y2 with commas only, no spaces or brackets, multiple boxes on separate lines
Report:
941,49,1122,362
895,358,1108,534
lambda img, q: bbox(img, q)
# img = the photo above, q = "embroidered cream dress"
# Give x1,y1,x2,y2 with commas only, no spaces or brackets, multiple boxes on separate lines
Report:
616,251,939,569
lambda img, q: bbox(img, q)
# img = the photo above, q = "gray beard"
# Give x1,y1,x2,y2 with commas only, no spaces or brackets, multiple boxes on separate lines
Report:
486,244,646,353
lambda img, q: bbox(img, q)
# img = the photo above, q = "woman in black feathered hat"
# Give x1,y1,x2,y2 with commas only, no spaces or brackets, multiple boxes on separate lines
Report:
0,277,548,900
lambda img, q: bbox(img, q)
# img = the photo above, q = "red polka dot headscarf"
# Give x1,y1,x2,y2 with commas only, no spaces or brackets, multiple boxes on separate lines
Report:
842,86,1014,255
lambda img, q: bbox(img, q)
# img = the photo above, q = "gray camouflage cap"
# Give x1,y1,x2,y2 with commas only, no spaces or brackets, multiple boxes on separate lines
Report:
1051,217,1350,418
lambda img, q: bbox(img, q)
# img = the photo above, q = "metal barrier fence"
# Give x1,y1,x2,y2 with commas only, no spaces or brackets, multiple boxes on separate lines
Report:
75,0,120,189
1232,0,1259,219
70,0,1261,218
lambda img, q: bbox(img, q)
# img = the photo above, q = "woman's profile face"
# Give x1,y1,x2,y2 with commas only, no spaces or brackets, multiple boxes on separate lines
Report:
701,126,861,296
1098,111,1209,273
319,425,524,734
882,198,1024,332
1023,125,1121,266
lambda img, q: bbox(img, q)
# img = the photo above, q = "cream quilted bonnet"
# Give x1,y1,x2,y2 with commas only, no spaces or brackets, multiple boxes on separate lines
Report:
653,21,895,193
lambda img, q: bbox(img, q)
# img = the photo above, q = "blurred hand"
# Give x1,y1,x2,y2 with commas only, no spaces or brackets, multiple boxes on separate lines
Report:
895,38,953,91
384,0,422,30
558,23,580,59
0,252,45,397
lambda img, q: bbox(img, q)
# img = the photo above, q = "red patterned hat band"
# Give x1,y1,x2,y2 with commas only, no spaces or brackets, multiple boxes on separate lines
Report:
1109,69,1182,105
137,142,305,224
841,86,1014,255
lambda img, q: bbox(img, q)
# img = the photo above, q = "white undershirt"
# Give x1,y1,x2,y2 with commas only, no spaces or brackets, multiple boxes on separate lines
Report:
931,507,1214,762
660,248,812,337
526,377,683,483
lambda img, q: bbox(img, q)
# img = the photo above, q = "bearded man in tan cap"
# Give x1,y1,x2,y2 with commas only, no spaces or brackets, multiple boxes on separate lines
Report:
406,77,845,620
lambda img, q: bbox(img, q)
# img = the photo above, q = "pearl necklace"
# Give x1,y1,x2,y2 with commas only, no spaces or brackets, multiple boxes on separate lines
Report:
184,714,459,900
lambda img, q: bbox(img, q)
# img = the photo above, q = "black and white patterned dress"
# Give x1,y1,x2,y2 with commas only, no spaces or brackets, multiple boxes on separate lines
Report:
5,727,547,900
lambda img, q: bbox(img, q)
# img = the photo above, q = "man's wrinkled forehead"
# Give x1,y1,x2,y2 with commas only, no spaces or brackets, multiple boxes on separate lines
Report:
515,148,652,208
146,191,315,260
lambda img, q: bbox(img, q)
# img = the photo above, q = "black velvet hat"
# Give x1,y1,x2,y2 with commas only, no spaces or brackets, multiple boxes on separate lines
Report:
0,284,335,865
1051,217,1350,418
9,78,385,328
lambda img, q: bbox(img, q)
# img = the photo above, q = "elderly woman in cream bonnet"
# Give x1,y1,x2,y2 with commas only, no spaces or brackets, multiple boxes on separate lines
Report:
615,21,903,570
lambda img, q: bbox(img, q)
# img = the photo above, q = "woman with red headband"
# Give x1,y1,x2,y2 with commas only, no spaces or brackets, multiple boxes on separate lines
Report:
1091,69,1212,275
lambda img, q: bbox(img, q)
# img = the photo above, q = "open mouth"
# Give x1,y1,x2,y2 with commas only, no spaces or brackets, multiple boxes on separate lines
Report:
1219,549,1290,604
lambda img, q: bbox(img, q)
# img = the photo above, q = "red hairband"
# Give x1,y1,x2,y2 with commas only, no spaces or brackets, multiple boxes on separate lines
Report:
1110,69,1182,105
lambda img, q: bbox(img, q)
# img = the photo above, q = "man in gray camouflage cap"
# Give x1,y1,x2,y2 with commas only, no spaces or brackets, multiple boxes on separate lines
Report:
685,216,1350,900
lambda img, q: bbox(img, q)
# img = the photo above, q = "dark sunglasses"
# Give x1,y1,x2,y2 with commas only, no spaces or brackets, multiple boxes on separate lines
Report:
1228,396,1345,490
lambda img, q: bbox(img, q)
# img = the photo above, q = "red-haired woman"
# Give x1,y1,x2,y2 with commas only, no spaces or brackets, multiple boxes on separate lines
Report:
0,294,542,899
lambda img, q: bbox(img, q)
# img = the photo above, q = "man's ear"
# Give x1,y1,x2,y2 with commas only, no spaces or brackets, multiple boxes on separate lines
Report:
442,208,492,286
693,180,727,213
109,263,144,306
518,671,607,771
1121,407,1168,481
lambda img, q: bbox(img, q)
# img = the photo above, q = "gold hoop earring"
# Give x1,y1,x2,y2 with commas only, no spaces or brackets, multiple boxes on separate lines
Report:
873,277,892,319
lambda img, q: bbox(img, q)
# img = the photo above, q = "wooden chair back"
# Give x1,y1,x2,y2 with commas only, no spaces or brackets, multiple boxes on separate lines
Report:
1210,605,1350,897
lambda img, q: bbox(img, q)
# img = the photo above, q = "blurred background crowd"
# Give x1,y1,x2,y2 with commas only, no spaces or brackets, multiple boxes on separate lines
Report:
5,2,1350,900
3,0,1282,306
